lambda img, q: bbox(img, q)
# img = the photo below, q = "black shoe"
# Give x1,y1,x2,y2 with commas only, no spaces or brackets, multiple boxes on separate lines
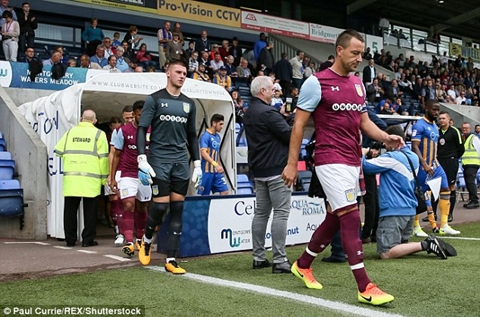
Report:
66,241,76,247
272,261,292,273
370,235,377,243
464,201,479,209
448,214,453,222
424,235,447,259
435,237,457,256
82,241,99,247
252,259,271,269
321,256,346,263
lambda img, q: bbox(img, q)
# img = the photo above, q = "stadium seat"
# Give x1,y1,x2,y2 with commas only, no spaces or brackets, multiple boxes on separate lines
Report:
0,131,3,139
298,170,313,185
0,151,11,160
237,187,254,195
0,179,20,189
237,174,250,183
238,137,247,146
0,139,5,151
0,160,15,179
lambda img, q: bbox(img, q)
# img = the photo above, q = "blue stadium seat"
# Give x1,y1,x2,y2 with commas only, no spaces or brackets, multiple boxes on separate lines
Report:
235,123,241,131
0,160,15,179
0,139,5,151
298,170,312,183
238,181,254,189
457,173,466,189
0,188,24,218
238,137,247,146
0,151,12,160
237,174,250,183
0,131,3,139
0,179,20,189
237,187,253,195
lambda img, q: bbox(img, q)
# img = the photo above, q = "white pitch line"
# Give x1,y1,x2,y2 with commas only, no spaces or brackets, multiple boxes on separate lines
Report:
77,250,97,254
146,266,404,317
435,236,480,241
53,246,73,250
4,241,50,245
104,255,131,262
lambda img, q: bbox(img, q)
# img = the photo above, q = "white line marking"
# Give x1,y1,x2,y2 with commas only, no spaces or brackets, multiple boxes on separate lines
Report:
146,267,404,317
436,236,480,241
53,246,72,250
4,242,50,245
77,250,97,254
104,255,131,262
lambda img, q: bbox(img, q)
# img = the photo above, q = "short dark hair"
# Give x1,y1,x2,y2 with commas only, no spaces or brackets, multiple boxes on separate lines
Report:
385,125,405,141
335,29,364,50
2,10,12,19
109,116,122,124
168,55,188,69
133,100,144,112
439,110,450,117
22,2,30,6
425,99,439,109
122,105,133,113
210,114,224,126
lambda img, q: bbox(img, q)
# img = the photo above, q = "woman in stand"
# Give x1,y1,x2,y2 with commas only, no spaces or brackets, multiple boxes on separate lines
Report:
82,18,104,57
2,10,20,62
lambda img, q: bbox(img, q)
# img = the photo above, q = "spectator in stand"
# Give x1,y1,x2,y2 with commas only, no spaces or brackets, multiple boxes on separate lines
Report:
380,102,393,114
165,32,184,64
210,51,224,74
290,50,304,89
121,40,135,63
398,73,411,91
319,55,335,71
209,44,220,61
42,50,62,66
253,32,267,62
393,97,409,115
213,66,232,92
363,47,372,60
224,55,236,76
172,22,184,45
196,29,210,53
274,52,293,94
21,46,41,81
115,46,130,72
363,59,376,86
124,25,142,54
440,51,448,67
387,79,403,99
185,40,195,57
102,37,115,59
157,21,172,70
246,49,257,70
475,125,480,137
136,43,157,70
367,78,385,103
219,39,229,61
404,55,416,70
1,10,19,61
456,91,466,105
270,86,284,111
193,63,210,82
421,78,436,105
188,51,199,76
67,58,76,67
79,54,96,69
0,0,15,25
17,2,37,56
111,32,121,49
472,88,479,106
304,61,315,79
198,51,211,76
232,90,245,124
229,36,242,67
236,58,253,81
103,55,121,73
435,83,447,102
82,18,104,57
258,41,275,76
90,44,107,68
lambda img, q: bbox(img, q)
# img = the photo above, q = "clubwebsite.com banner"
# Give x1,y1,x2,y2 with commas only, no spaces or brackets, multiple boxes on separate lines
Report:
158,194,326,257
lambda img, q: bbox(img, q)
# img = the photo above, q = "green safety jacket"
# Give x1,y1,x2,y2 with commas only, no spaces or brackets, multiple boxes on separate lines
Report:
462,134,480,166
55,122,109,197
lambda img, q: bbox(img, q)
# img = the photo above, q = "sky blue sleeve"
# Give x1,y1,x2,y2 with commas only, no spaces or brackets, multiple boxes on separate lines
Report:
297,75,321,112
113,128,124,150
411,121,423,142
199,132,209,149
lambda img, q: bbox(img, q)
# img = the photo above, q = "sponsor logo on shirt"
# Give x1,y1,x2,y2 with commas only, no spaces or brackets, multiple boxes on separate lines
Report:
331,103,364,112
159,114,187,123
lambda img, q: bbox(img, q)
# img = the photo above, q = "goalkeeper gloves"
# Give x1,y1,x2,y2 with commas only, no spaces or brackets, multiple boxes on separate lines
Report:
191,160,202,189
138,154,156,185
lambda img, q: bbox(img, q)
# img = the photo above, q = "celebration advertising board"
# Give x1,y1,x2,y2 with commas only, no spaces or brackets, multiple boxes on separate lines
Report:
241,11,310,39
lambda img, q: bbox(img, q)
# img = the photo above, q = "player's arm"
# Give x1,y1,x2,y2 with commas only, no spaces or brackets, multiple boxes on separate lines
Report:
360,112,404,149
186,102,200,161
282,76,320,187
137,96,155,155
110,128,125,191
107,129,118,185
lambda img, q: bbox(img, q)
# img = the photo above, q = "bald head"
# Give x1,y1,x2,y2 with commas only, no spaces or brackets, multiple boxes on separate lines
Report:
82,110,96,123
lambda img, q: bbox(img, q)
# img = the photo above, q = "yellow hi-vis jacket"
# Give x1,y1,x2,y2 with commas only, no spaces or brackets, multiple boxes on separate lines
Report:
55,122,109,197
462,134,480,166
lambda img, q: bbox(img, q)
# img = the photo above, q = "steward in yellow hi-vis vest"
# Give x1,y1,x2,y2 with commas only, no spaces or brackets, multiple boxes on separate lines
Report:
54,110,109,247
461,122,480,209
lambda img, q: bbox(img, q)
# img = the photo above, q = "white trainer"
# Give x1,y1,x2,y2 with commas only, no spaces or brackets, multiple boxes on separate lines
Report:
412,226,428,237
114,234,125,246
439,225,460,235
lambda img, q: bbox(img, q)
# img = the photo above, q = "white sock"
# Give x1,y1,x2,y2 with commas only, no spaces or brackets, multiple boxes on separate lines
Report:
143,235,152,244
166,257,175,263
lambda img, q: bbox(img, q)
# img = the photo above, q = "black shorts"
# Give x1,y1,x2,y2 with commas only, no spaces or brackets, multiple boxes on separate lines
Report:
151,162,190,197
438,157,459,186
